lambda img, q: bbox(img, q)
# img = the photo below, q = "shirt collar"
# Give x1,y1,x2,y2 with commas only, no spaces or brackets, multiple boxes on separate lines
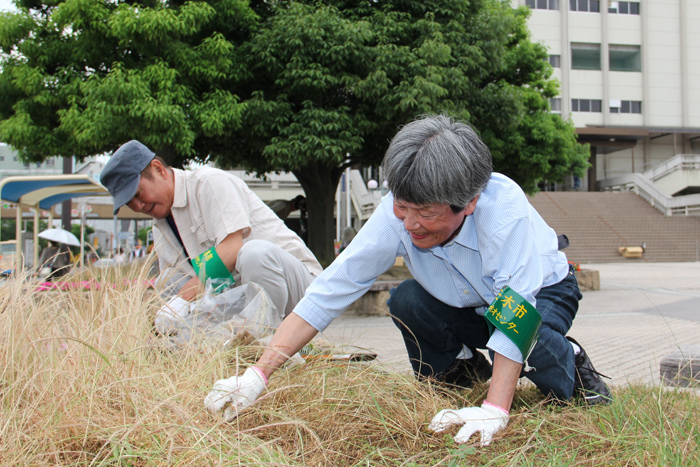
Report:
171,168,188,209
443,213,479,250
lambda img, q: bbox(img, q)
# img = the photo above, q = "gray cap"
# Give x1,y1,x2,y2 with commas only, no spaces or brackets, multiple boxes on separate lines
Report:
100,140,156,215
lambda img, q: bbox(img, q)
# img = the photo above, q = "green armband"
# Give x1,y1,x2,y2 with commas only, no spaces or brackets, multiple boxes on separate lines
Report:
191,247,235,294
484,286,542,361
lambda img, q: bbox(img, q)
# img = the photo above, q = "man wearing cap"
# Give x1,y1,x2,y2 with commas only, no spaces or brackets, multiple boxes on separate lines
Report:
100,140,322,333
128,241,146,262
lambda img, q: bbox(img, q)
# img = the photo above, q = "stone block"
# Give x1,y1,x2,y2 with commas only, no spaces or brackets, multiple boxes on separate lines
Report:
575,269,600,291
347,280,401,317
347,271,601,316
660,346,700,387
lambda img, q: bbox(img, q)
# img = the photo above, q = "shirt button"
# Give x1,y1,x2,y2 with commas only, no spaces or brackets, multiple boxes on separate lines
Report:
463,289,469,294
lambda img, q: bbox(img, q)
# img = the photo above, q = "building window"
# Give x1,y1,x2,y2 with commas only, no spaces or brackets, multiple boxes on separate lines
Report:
570,0,600,12
571,99,602,112
46,158,55,167
548,54,561,68
550,98,562,113
609,44,641,72
571,43,601,70
608,1,640,14
0,156,4,161
526,0,560,10
610,100,642,113
13,156,19,161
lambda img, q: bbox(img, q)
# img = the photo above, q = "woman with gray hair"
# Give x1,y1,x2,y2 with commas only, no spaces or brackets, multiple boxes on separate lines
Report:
205,114,611,446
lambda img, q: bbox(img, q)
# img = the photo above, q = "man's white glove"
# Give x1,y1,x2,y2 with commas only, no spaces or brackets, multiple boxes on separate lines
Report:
154,296,191,335
428,402,509,446
204,367,267,421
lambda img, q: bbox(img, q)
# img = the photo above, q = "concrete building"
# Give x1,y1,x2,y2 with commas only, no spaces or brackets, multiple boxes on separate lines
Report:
0,143,62,177
515,0,700,192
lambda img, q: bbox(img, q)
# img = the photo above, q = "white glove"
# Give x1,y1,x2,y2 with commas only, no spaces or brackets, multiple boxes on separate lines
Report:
154,296,191,335
204,367,267,421
428,402,509,446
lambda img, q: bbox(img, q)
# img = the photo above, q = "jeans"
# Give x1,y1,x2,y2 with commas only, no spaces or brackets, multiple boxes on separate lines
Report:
388,267,582,400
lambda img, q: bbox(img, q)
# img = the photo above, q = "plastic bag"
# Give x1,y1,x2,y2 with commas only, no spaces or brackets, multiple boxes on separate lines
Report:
163,281,280,349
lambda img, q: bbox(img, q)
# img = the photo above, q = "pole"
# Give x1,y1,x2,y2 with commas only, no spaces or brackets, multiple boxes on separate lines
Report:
15,205,22,272
80,208,85,268
113,214,118,255
61,157,72,231
336,178,341,243
345,167,351,229
33,208,39,269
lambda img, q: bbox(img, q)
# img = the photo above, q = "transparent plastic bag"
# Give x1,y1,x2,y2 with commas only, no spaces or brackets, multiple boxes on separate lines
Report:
163,281,280,349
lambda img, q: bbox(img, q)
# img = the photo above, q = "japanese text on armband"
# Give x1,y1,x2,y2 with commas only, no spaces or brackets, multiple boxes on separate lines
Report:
484,286,542,361
192,247,235,294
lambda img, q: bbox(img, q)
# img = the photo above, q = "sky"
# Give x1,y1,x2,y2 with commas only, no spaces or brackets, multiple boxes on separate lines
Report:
0,0,16,12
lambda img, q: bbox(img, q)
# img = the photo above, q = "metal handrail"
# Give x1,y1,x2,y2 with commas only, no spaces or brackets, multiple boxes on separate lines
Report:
598,170,700,216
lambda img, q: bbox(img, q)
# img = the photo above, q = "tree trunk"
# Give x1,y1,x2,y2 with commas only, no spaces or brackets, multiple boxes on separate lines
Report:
293,162,344,268
155,144,178,167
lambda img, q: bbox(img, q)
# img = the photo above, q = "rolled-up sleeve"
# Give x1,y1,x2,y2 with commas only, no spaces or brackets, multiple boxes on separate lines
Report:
293,202,401,331
476,191,547,364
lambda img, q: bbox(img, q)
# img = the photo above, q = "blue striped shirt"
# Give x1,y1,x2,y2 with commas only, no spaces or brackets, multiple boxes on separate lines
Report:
293,173,570,363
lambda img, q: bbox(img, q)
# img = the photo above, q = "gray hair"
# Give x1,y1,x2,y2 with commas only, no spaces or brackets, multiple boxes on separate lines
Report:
381,114,493,211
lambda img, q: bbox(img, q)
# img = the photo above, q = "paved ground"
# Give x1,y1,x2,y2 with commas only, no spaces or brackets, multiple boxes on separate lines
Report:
318,262,700,388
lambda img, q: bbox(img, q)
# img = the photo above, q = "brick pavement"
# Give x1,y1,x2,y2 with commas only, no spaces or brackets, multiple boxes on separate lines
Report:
318,262,700,388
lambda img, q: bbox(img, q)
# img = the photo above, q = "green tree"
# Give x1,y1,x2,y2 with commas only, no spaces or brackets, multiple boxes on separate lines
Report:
1,0,589,265
70,222,93,253
1,220,16,242
218,0,589,264
1,219,49,247
0,0,256,165
138,226,152,247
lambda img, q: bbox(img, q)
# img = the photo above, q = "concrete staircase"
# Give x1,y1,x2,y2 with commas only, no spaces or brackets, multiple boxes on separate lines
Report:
528,191,700,264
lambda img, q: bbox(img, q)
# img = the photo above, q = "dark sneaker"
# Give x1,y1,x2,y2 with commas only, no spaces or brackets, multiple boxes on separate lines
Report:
443,349,493,388
567,336,613,405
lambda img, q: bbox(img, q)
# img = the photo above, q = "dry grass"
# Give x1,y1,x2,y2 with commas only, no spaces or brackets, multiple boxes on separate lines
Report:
1,265,699,466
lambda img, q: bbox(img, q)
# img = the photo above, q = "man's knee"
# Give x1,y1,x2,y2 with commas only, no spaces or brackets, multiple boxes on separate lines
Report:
237,240,283,279
238,239,272,266
525,324,574,373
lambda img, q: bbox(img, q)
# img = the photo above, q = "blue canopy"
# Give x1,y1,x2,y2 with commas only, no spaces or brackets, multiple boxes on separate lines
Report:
0,175,109,270
0,175,108,210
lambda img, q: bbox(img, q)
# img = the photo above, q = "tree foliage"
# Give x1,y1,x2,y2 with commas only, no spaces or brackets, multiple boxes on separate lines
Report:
0,0,589,264
138,225,152,246
0,0,256,166
220,0,589,263
70,221,94,252
1,218,48,246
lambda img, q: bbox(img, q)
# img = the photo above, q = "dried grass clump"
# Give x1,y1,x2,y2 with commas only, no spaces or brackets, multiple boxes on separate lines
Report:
227,362,484,466
1,265,699,466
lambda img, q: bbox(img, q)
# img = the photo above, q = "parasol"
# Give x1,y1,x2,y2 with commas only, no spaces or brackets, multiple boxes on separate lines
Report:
38,228,81,247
